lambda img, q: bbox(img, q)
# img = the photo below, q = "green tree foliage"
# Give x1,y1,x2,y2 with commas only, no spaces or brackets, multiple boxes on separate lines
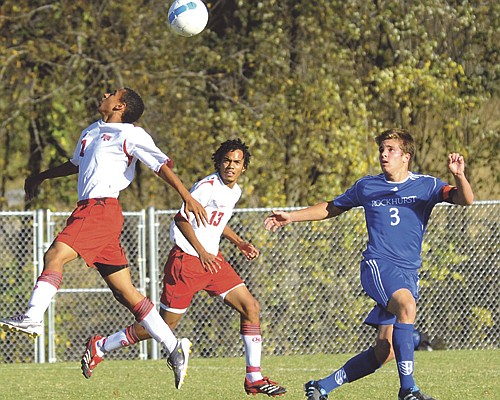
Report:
0,0,498,210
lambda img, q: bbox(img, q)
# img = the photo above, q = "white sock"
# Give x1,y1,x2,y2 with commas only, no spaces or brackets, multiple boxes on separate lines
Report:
25,281,58,322
102,330,127,353
139,308,177,353
242,333,263,381
94,338,106,358
102,325,140,353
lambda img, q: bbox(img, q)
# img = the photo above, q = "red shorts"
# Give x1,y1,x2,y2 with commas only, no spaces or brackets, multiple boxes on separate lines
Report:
55,198,128,268
160,246,244,311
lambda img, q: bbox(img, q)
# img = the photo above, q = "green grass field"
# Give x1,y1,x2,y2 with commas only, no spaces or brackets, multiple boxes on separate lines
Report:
0,350,498,399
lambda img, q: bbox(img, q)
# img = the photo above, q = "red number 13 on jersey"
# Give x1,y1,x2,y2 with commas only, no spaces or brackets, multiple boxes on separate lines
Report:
208,210,224,226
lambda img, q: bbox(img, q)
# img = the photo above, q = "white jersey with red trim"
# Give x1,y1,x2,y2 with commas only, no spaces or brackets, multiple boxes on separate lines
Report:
70,120,171,200
171,172,241,256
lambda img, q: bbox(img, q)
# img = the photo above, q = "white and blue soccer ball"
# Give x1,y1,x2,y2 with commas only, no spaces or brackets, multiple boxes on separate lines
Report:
168,0,208,37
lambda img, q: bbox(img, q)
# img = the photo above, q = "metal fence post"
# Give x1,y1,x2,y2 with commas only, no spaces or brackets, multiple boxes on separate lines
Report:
45,209,57,363
35,209,46,363
137,209,148,360
147,206,159,360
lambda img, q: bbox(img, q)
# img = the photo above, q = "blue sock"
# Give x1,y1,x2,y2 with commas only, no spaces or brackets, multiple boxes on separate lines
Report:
393,322,416,392
318,347,381,393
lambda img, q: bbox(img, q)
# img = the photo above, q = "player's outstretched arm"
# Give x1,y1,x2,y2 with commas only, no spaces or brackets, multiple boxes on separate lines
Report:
264,210,293,232
223,225,259,261
25,161,79,202
447,153,474,206
157,164,208,226
264,201,344,232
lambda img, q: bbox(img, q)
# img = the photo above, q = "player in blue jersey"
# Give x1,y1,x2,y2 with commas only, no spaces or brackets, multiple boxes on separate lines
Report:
264,128,474,400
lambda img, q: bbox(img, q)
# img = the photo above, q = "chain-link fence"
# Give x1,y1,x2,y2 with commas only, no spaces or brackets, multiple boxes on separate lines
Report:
0,202,498,363
0,211,40,363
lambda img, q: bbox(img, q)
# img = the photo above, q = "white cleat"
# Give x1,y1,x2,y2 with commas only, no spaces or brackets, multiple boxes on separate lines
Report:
0,314,43,338
167,338,192,389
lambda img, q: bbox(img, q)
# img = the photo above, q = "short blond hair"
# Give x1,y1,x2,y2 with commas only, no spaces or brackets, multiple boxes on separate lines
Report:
375,128,415,160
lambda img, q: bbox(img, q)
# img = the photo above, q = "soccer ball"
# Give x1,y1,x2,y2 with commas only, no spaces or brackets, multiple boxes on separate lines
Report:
168,0,208,37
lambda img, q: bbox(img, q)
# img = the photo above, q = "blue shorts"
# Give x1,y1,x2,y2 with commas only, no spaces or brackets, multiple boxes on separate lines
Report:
360,258,419,327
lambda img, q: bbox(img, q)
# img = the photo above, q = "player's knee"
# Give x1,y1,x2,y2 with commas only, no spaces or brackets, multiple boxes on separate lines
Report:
242,298,260,320
250,298,260,315
167,320,178,330
164,315,182,330
43,247,68,270
110,289,126,305
110,287,141,310
389,290,417,322
398,302,417,322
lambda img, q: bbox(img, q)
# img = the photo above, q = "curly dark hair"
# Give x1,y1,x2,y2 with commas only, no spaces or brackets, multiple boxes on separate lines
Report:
212,138,251,172
120,87,145,123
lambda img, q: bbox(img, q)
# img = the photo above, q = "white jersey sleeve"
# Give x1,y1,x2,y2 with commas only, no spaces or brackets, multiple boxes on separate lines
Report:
70,120,171,201
121,126,170,173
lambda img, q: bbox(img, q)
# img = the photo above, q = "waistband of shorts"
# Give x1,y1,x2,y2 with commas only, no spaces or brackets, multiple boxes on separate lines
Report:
77,197,119,206
172,245,193,256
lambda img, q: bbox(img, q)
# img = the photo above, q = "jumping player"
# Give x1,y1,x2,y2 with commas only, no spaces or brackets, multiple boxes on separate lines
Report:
0,88,207,389
83,139,287,397
264,128,474,400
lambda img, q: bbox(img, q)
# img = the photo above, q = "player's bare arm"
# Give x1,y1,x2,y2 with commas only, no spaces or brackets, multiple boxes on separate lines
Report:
174,214,222,274
157,163,208,226
264,201,344,232
25,161,79,202
222,225,259,261
447,153,474,206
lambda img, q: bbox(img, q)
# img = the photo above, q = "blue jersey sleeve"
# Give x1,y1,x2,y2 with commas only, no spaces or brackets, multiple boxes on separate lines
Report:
334,173,451,269
333,178,365,210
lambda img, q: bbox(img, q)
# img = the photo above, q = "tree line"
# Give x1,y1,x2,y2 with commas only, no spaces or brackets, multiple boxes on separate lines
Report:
0,0,498,211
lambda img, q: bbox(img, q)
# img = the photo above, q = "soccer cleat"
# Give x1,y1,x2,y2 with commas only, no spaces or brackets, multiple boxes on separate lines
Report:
244,376,287,397
304,380,328,400
398,386,436,400
81,335,104,379
0,314,43,338
167,338,191,389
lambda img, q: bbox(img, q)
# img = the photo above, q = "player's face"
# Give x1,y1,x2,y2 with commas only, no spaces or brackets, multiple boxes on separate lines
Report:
98,89,125,117
378,139,410,176
219,150,246,188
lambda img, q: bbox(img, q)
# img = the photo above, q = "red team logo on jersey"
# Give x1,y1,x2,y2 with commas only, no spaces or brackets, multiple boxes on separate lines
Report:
101,134,111,141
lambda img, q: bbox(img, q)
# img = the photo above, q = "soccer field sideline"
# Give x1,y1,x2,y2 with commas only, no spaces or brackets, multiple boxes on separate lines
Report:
0,350,498,399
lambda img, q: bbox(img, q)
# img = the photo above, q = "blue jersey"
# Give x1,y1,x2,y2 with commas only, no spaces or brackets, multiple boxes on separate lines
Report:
334,172,452,269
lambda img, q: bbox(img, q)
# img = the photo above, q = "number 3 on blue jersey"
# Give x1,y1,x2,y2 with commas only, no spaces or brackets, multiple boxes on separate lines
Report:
389,207,400,226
